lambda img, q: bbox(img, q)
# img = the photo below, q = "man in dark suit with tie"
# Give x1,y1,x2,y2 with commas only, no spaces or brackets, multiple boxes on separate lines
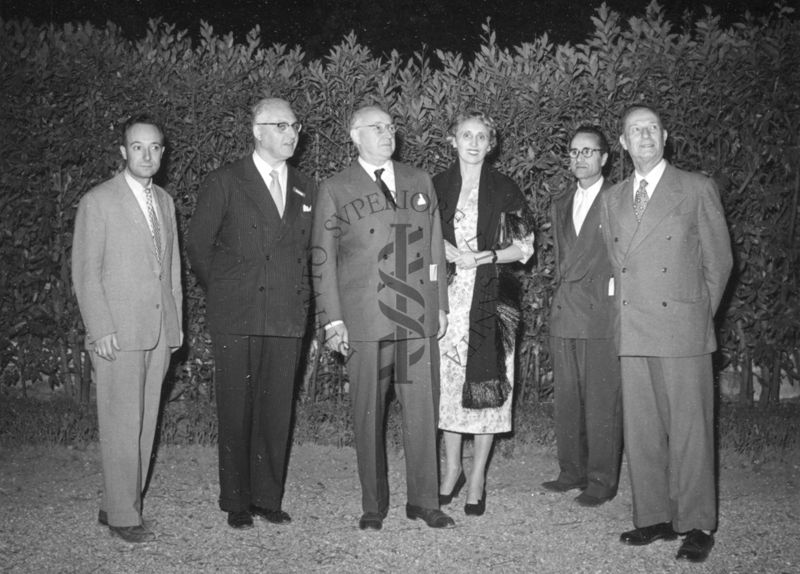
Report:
72,113,183,543
311,104,454,530
601,105,732,562
543,126,622,507
187,98,317,530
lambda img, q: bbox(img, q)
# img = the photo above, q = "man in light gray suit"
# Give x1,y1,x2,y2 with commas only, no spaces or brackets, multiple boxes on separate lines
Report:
601,104,732,563
72,114,183,543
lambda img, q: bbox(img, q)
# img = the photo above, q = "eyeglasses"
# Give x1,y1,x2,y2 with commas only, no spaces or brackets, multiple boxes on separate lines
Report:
569,147,602,158
256,122,302,133
354,122,397,135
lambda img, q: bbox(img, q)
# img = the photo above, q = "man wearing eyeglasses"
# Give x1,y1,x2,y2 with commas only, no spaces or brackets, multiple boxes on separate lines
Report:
600,105,732,563
544,126,623,508
187,97,317,530
311,105,453,530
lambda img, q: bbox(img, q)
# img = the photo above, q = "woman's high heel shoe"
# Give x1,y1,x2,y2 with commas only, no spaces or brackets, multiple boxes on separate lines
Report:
464,490,486,516
438,471,466,506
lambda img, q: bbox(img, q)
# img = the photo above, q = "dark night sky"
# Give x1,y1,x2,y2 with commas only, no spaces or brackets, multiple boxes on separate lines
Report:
0,0,779,58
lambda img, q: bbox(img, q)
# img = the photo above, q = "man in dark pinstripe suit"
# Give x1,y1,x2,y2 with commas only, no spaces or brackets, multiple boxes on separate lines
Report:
187,98,317,530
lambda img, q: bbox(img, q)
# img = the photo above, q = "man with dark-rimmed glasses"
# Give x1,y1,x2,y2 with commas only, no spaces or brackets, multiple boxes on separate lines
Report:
544,125,623,508
187,97,317,530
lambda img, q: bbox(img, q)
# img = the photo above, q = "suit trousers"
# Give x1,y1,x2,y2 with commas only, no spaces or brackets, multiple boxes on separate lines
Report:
620,355,717,532
212,333,300,512
94,320,170,527
348,336,441,514
551,336,622,498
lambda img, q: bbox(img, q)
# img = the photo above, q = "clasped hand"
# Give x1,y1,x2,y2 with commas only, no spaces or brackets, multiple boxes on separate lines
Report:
445,240,484,270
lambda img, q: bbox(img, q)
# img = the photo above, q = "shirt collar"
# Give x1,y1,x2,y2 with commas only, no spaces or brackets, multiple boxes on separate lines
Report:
578,175,604,196
634,159,666,195
124,169,148,193
358,157,393,180
252,151,287,177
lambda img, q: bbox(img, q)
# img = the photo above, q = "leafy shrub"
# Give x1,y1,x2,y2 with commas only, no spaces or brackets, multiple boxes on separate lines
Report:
1,2,798,407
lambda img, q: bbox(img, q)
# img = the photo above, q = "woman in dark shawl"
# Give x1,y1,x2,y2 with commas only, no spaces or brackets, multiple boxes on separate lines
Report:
435,111,534,516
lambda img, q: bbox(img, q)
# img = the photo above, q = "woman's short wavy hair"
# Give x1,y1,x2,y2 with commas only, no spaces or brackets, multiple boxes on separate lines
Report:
447,111,498,150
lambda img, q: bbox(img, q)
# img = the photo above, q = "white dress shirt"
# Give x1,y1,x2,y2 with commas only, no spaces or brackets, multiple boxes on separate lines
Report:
572,176,604,235
124,170,159,236
252,151,288,206
358,157,395,197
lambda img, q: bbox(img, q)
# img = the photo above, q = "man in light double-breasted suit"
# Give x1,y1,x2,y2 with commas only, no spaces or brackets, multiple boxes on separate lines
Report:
600,105,732,563
72,114,183,543
545,126,622,507
312,105,454,531
187,98,317,530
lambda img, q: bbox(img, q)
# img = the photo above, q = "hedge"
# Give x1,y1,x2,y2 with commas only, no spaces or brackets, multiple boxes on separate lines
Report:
1,2,798,407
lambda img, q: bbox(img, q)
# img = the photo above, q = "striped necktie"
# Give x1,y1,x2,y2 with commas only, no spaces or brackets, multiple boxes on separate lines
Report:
144,186,162,262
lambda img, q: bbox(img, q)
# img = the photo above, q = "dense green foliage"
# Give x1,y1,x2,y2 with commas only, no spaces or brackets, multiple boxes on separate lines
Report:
1,2,798,407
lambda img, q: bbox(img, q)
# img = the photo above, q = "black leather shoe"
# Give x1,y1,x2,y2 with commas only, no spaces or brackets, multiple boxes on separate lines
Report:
464,490,486,516
541,479,587,493
227,510,254,529
574,491,615,507
439,471,466,506
676,530,714,563
358,512,384,530
251,507,292,524
620,522,677,545
405,504,456,528
108,524,155,543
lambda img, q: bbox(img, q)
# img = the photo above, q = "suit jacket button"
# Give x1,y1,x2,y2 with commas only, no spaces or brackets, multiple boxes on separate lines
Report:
614,237,619,242
621,267,627,273
259,286,265,292
666,235,672,240
662,301,668,307
662,267,667,273
370,228,375,234
265,255,271,260
622,300,628,305
156,304,160,309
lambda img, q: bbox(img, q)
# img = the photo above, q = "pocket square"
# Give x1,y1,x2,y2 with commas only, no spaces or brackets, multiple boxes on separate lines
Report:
303,204,312,212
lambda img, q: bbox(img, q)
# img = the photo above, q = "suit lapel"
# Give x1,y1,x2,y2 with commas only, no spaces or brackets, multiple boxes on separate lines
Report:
117,174,161,267
608,176,638,260
281,167,310,227
239,156,282,225
154,185,172,266
627,164,686,255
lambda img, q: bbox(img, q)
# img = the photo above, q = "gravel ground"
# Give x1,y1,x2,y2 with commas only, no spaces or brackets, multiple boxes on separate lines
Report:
1,442,798,573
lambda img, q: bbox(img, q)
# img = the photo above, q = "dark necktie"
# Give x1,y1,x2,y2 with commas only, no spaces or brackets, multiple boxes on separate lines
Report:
374,168,396,208
634,179,648,222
